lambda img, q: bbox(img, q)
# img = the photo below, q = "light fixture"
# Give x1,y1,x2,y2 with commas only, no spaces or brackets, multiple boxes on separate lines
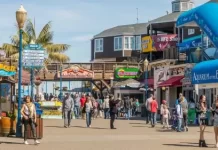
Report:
162,87,166,91
16,5,27,29
144,58,149,67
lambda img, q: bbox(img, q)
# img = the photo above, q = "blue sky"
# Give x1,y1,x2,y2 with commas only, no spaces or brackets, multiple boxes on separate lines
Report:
0,0,208,94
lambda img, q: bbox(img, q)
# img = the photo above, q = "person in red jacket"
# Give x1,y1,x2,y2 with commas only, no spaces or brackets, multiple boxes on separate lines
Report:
150,97,158,127
80,94,86,119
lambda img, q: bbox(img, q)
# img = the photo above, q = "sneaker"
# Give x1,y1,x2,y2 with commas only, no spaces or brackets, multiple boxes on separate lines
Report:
24,141,29,145
34,140,40,145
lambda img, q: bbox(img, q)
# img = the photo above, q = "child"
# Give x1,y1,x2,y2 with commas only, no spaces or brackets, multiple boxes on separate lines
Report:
162,105,170,129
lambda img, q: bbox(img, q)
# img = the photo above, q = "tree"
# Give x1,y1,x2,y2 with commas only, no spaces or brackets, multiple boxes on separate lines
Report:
2,19,70,64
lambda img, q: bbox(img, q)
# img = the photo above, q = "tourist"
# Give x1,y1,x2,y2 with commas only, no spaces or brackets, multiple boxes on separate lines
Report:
80,93,86,119
180,96,188,132
212,96,218,148
21,96,40,145
176,99,183,132
160,100,167,124
97,96,103,118
103,95,110,119
83,96,93,128
109,94,120,129
92,97,98,119
145,94,153,124
196,95,208,147
74,93,80,119
62,93,74,128
133,99,140,116
162,105,170,129
124,96,132,120
150,97,158,127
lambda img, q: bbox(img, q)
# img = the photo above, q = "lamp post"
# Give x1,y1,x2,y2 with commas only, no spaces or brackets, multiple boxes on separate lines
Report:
144,59,149,100
16,5,27,137
59,65,63,100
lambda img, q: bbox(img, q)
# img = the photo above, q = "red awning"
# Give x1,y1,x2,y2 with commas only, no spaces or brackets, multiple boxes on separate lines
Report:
158,76,184,87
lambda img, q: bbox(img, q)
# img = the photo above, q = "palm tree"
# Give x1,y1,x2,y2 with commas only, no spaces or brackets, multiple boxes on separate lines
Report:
2,19,70,64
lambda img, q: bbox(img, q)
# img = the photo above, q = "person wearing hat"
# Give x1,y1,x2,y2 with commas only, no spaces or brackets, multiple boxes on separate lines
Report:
62,93,74,128
109,94,120,129
103,95,110,119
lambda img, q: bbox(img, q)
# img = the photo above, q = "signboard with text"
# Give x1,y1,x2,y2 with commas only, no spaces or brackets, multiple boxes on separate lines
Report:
57,65,94,79
23,44,45,68
142,34,178,53
114,68,140,79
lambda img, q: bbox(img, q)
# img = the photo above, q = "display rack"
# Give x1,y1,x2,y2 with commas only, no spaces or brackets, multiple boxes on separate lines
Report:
39,101,62,119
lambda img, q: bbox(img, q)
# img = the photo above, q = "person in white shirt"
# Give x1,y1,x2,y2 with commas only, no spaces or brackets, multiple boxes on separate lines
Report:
145,94,153,124
176,100,183,132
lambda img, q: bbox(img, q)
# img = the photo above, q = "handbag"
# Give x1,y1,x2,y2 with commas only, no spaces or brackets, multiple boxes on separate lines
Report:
25,103,38,127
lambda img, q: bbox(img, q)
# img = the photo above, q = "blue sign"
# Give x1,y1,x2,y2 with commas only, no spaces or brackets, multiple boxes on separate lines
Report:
178,35,201,52
177,2,218,49
192,59,218,84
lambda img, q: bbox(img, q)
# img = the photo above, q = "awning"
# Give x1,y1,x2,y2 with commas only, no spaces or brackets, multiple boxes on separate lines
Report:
192,59,218,84
176,1,218,49
158,76,184,87
177,35,201,52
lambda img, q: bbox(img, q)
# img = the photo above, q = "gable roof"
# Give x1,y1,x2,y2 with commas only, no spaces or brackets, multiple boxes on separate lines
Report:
149,12,182,24
94,23,148,38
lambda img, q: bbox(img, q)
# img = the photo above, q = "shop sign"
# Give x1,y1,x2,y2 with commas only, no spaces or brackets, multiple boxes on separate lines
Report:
152,34,178,51
182,64,193,85
115,68,139,79
57,65,94,79
192,71,218,84
141,36,154,52
0,64,16,76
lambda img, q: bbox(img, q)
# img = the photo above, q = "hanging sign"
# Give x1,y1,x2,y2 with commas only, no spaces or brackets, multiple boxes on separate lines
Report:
57,65,94,79
0,64,16,76
115,68,140,79
23,44,45,68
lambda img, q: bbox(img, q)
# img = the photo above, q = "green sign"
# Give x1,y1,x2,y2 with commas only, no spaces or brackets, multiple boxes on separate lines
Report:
115,68,140,79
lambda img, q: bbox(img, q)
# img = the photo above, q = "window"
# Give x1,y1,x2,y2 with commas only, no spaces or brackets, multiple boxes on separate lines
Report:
136,36,141,50
124,36,136,50
125,37,129,49
114,37,123,51
188,29,195,35
94,38,103,52
181,2,188,11
131,37,135,49
172,3,180,12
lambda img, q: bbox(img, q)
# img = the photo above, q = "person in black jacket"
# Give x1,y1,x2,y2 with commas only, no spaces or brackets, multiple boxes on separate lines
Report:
109,94,120,129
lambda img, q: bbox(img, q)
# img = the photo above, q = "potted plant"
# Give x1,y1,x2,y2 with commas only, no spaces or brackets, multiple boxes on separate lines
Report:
63,87,68,91
6,111,16,135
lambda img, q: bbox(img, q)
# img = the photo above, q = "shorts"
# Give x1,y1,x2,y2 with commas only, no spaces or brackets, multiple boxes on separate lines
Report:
198,117,207,126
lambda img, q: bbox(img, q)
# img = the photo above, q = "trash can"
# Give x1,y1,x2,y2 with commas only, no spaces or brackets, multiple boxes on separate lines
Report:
141,106,146,117
26,115,43,139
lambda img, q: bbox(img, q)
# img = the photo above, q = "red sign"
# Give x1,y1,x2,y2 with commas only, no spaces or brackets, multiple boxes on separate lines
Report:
151,34,178,51
57,65,94,79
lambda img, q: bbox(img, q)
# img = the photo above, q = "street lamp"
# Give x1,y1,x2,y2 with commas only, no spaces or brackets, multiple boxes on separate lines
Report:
144,59,149,100
16,5,27,137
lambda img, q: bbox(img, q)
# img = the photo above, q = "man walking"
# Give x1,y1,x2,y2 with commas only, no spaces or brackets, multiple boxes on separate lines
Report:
124,96,131,120
145,94,153,124
74,93,80,119
62,93,74,128
103,95,110,119
150,97,158,127
109,94,120,129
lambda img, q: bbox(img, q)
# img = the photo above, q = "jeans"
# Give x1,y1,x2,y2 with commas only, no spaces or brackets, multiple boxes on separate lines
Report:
183,113,188,127
74,106,80,119
64,110,72,127
86,112,92,127
151,112,157,126
104,108,109,119
125,109,131,119
23,118,36,141
146,110,151,123
177,118,182,131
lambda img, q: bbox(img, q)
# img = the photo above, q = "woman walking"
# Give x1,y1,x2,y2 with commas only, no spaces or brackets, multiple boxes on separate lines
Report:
196,95,208,147
212,96,218,148
84,96,93,128
21,96,40,145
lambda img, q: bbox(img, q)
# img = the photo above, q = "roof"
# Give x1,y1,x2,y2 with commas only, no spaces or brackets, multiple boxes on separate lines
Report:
114,79,140,88
149,12,182,24
158,76,184,87
94,23,148,38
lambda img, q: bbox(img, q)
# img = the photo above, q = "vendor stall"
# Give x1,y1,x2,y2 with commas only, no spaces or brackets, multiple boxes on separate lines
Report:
39,101,62,119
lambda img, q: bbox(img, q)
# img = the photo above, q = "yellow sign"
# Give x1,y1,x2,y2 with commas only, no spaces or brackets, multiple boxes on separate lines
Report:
141,36,155,53
0,64,16,72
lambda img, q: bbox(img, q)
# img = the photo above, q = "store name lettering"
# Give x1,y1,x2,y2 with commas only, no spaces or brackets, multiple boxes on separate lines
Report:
193,70,218,81
118,71,137,76
0,64,16,72
156,37,178,42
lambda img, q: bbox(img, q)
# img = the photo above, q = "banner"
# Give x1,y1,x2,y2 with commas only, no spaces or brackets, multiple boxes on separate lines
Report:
114,68,140,79
152,34,178,51
0,64,16,76
141,36,154,52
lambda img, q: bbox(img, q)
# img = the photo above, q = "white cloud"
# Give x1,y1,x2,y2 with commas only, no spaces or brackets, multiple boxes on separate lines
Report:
71,35,93,42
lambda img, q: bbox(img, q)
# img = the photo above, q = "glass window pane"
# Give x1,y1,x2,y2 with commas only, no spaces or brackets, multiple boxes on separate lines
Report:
119,37,122,49
115,38,118,50
131,37,135,49
125,37,129,49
